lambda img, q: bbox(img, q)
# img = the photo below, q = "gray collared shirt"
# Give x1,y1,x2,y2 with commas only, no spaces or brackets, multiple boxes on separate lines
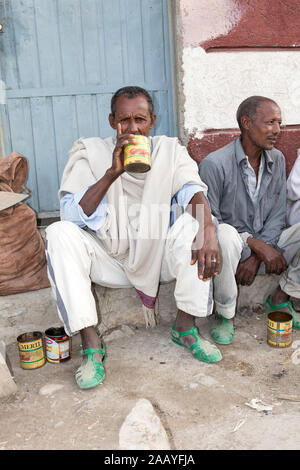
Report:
199,137,287,259
244,153,265,206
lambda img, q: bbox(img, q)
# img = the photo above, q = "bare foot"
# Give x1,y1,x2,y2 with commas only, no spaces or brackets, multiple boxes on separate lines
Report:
80,326,104,363
175,310,198,348
270,286,290,313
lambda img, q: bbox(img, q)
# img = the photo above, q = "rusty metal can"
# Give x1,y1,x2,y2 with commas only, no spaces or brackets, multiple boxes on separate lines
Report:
267,311,293,348
124,135,151,173
17,331,45,370
45,327,71,363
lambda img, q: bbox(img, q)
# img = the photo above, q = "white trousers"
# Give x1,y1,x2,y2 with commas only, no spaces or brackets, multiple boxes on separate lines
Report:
214,222,300,319
45,213,213,336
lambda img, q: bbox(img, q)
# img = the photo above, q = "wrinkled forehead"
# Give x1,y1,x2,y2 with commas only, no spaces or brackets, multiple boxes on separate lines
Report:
114,94,151,118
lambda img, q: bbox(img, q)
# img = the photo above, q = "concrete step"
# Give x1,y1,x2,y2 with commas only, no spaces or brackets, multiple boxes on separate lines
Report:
0,273,283,346
0,282,177,345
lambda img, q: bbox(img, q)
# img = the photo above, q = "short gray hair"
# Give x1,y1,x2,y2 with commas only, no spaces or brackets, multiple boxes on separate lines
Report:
236,96,278,131
111,86,154,117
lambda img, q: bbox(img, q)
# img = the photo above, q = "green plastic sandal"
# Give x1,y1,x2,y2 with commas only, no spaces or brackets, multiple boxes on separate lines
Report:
210,312,234,345
171,325,222,363
76,344,106,390
265,295,300,330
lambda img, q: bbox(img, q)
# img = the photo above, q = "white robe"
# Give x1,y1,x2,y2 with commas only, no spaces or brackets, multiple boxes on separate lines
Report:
58,136,206,298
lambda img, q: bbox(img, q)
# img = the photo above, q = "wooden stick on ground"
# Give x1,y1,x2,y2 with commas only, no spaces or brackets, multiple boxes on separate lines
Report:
277,394,300,402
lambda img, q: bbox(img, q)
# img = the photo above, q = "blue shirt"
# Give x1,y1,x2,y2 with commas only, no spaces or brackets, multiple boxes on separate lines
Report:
61,184,204,231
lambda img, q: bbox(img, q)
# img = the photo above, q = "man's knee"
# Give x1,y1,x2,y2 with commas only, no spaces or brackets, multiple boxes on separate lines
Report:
217,223,243,256
45,221,80,248
279,222,300,252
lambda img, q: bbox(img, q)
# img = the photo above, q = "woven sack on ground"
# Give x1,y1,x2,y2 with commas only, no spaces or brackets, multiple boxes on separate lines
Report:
0,152,50,295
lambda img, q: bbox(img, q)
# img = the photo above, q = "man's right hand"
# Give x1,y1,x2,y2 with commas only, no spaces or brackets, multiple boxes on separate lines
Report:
79,123,137,216
236,253,261,285
110,123,137,177
247,237,287,275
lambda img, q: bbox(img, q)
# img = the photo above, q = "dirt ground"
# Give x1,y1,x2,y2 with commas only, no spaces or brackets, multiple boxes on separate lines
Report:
1,307,300,451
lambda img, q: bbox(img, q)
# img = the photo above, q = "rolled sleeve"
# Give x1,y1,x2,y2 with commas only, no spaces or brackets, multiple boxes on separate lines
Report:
170,184,206,226
61,189,107,231
176,183,207,209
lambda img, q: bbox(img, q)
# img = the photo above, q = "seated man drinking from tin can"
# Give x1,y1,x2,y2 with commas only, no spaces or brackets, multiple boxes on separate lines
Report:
45,86,222,390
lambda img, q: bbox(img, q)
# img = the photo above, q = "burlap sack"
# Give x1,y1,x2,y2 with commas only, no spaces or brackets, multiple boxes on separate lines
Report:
0,152,50,295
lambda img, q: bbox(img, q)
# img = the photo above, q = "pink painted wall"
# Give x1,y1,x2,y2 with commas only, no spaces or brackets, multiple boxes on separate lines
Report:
180,0,243,48
180,0,300,50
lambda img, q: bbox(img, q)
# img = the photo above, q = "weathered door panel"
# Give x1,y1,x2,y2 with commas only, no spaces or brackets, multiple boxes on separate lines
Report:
0,0,175,216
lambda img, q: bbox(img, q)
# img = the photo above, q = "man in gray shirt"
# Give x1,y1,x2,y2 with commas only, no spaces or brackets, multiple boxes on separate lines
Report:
199,96,300,345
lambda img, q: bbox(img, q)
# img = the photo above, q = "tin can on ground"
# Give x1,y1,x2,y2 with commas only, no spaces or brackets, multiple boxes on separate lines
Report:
124,135,151,173
45,327,71,363
267,311,293,348
17,331,45,370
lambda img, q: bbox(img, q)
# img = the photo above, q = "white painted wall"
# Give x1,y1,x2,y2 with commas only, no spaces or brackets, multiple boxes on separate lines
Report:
182,47,300,137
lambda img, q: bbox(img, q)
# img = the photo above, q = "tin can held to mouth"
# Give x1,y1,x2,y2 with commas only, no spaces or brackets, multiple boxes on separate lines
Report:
267,311,293,348
45,327,71,363
124,135,151,173
17,331,46,369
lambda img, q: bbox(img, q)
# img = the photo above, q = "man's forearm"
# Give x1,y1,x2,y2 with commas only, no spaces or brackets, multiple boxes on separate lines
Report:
188,191,214,228
188,191,220,279
79,168,119,217
247,237,268,257
188,191,217,254
246,236,287,274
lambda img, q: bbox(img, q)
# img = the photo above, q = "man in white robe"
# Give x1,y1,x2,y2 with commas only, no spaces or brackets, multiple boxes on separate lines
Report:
45,86,222,390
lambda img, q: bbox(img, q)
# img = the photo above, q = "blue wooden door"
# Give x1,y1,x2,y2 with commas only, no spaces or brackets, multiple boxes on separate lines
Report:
0,0,175,217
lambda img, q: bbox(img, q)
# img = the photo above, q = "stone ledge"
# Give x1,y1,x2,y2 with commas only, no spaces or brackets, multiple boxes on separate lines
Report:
237,274,279,310
0,282,177,345
0,274,287,346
